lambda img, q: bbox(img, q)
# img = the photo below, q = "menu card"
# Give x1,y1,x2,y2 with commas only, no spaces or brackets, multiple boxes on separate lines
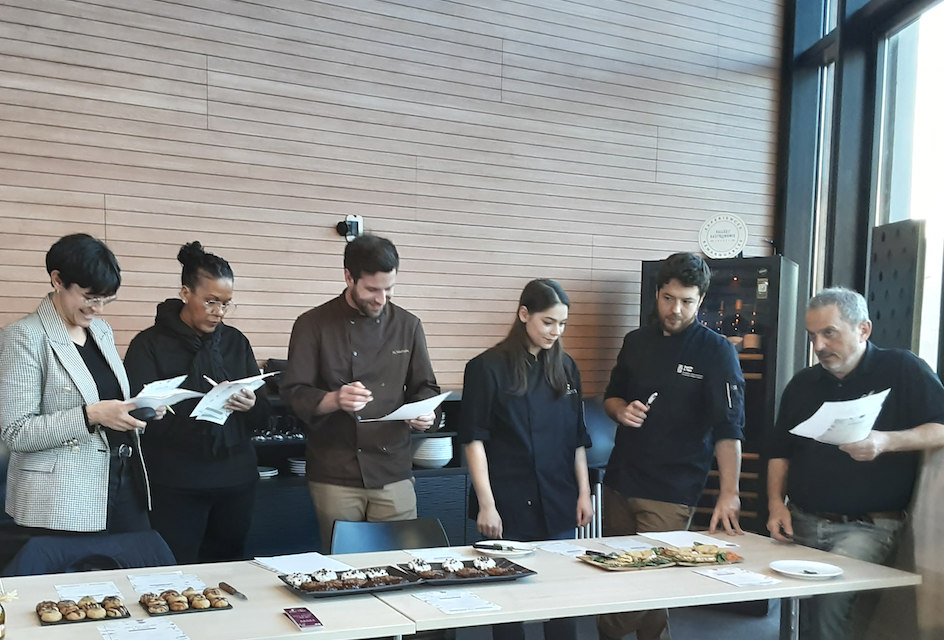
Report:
638,531,740,549
128,572,205,595
535,541,586,556
252,552,353,575
98,619,190,640
601,537,656,552
56,581,123,601
694,567,781,587
407,548,467,563
413,590,501,614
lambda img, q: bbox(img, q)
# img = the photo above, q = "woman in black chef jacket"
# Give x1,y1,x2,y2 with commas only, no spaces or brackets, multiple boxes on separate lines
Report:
459,279,593,640
124,241,270,564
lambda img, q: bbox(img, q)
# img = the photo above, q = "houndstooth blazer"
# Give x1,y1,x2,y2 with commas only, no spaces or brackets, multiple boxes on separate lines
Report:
0,294,150,531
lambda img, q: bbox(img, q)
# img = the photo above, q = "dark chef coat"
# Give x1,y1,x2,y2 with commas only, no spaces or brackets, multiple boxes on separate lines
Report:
459,347,592,539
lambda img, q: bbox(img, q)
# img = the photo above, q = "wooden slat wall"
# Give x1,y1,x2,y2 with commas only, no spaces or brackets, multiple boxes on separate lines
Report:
0,0,782,394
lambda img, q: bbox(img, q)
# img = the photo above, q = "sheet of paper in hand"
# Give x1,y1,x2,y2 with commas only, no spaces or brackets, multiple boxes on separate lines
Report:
130,375,205,410
190,372,277,425
789,389,890,445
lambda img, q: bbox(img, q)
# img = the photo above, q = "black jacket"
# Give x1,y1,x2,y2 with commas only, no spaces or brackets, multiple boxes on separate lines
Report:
124,299,270,488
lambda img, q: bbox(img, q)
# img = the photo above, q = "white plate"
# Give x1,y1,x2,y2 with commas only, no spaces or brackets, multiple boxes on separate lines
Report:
473,540,536,557
769,560,843,580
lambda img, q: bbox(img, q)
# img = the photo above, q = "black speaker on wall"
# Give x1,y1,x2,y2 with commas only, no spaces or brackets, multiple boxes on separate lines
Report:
867,219,925,351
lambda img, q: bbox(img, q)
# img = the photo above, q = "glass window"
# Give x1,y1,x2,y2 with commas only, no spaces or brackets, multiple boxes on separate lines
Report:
874,2,944,369
810,63,836,300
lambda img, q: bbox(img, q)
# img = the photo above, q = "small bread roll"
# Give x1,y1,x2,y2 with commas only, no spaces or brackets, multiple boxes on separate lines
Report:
40,609,63,623
102,596,124,609
189,595,211,609
160,590,180,600
64,608,87,621
181,587,200,598
210,596,229,608
78,596,98,607
203,587,224,598
84,603,107,619
36,600,58,613
139,593,160,605
169,600,189,611
148,602,169,614
57,600,78,610
105,605,129,618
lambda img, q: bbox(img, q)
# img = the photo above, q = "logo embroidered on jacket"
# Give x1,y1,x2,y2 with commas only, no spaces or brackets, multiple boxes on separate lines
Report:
392,349,410,355
676,364,704,380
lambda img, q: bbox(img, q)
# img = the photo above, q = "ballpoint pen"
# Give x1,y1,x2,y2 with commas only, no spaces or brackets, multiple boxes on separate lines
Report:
203,375,219,387
646,392,659,406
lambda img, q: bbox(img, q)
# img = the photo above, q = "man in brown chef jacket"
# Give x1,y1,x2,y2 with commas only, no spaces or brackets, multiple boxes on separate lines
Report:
281,234,441,551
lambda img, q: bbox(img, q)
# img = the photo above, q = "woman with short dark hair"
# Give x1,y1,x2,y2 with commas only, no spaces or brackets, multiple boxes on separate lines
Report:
124,241,270,564
0,233,156,535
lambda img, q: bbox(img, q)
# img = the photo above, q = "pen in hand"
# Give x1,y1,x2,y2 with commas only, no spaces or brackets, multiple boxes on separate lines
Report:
203,375,219,387
646,392,659,406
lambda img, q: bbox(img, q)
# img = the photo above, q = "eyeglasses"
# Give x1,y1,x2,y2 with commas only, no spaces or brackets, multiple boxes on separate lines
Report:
204,299,236,315
80,295,118,309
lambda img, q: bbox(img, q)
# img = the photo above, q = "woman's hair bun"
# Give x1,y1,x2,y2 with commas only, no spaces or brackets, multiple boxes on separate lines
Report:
177,241,206,267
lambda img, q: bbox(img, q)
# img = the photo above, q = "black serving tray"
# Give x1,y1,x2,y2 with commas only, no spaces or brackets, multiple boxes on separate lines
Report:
278,565,420,598
397,558,536,586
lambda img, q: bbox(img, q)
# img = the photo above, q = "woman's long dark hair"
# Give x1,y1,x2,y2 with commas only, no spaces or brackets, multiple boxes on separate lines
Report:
494,279,570,397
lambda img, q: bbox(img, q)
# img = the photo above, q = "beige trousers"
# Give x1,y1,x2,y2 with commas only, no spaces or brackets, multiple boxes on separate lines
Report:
596,486,695,640
308,478,417,553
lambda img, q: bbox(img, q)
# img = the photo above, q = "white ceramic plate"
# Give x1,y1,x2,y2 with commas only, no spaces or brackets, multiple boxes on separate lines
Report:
769,560,843,580
473,540,536,557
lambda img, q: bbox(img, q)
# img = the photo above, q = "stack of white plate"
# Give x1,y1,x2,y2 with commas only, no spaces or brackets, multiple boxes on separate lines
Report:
258,466,278,479
412,437,453,469
288,457,306,476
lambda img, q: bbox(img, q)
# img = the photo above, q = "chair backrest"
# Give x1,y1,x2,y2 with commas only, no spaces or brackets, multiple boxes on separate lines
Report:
2,529,177,577
330,518,449,554
583,396,618,469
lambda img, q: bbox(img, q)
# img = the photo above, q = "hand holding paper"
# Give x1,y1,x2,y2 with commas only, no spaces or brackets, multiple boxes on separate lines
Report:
360,391,451,423
190,372,276,425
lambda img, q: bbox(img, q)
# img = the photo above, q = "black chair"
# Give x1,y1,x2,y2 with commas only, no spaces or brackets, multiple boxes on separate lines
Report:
330,517,449,554
2,529,177,577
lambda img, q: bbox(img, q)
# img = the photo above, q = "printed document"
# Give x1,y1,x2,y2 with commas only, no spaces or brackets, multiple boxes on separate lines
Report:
129,375,204,410
190,372,277,425
789,389,891,445
360,391,452,422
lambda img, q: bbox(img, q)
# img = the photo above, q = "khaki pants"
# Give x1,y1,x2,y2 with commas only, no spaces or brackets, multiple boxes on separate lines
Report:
308,478,417,553
596,486,695,640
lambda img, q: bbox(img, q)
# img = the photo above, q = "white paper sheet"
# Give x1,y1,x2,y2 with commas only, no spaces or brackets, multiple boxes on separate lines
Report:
127,572,205,595
413,590,501,614
359,391,452,422
638,531,740,549
534,541,587,557
601,537,660,552
189,372,277,425
789,389,890,445
251,552,354,575
55,581,123,601
694,567,781,587
98,618,190,640
407,548,467,562
129,375,204,410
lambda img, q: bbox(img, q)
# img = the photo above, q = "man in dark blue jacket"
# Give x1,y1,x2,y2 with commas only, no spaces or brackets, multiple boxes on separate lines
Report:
597,252,745,640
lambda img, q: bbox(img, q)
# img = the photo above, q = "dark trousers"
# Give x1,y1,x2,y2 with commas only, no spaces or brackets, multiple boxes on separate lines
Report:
492,528,579,640
148,480,257,565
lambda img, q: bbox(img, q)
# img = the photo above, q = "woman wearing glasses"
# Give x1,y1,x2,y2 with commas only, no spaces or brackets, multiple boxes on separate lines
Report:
0,233,156,536
124,241,269,563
